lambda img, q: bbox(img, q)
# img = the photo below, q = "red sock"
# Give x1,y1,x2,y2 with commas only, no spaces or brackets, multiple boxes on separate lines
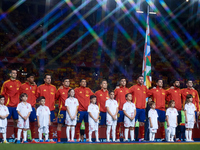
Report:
14,127,18,139
49,126,53,139
116,123,120,139
160,126,165,139
139,126,144,139
85,122,89,139
57,131,61,141
30,122,36,139
75,123,81,140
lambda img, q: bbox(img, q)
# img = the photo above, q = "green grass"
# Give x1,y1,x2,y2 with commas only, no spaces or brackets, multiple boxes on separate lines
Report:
1,143,200,150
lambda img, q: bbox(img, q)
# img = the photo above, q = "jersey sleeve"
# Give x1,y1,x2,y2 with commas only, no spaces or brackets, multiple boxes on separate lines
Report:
195,91,199,111
65,98,68,107
147,89,153,97
16,104,20,111
148,110,151,118
0,82,7,96
29,104,33,112
105,100,109,107
176,109,179,116
47,107,51,115
166,109,169,116
122,103,126,111
6,107,9,115
115,101,118,107
36,107,39,116
55,89,60,100
87,105,91,112
36,86,41,98
184,104,187,111
76,98,79,106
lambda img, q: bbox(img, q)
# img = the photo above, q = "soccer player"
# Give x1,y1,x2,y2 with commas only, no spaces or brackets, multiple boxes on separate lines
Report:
114,77,129,141
36,96,51,142
65,89,79,142
95,80,109,133
55,78,71,142
106,91,118,142
147,79,166,141
74,79,93,142
123,93,136,141
88,95,100,142
1,69,21,141
16,93,32,143
19,73,37,143
37,74,57,142
129,75,148,141
0,95,9,143
166,100,178,142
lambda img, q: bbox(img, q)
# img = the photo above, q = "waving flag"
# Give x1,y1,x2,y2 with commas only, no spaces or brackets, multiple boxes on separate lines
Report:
142,6,152,89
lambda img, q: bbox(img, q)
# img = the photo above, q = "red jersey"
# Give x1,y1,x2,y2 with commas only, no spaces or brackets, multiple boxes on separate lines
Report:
129,84,148,109
147,87,167,111
55,86,71,111
114,86,130,110
74,86,93,111
165,87,182,111
1,79,21,107
95,89,109,112
181,88,199,111
19,82,37,107
37,83,57,111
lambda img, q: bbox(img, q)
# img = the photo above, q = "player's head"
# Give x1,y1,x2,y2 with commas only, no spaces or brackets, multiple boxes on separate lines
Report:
0,95,5,105
148,97,152,104
186,79,193,88
26,73,35,84
119,76,126,87
62,77,70,87
20,93,28,102
156,79,163,88
149,101,156,109
125,93,132,101
10,69,17,80
168,100,175,108
172,79,180,88
44,74,51,84
68,89,75,97
80,79,86,87
37,96,45,106
137,75,144,85
186,94,193,104
109,90,115,99
100,79,107,89
90,95,97,104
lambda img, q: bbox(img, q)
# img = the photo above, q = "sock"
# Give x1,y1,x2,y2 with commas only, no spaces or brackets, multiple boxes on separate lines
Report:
14,127,18,139
89,131,92,141
107,126,111,141
23,130,27,141
39,132,42,141
165,129,168,140
160,126,165,139
3,133,6,141
95,130,99,141
189,130,192,140
112,125,116,141
185,130,188,140
49,126,53,139
66,126,70,140
75,123,81,140
71,127,75,140
167,129,170,141
57,131,61,141
171,135,174,141
45,133,48,141
116,123,120,140
130,130,134,141
85,122,89,140
149,132,152,141
152,133,155,141
139,126,144,139
17,129,22,140
30,122,36,139
125,128,129,140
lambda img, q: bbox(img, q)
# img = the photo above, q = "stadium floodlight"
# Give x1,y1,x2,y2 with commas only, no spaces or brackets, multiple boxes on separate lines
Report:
136,10,144,13
186,0,189,2
149,12,156,14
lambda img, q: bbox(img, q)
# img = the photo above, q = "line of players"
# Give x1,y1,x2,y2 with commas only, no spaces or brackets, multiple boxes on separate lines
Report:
0,69,199,143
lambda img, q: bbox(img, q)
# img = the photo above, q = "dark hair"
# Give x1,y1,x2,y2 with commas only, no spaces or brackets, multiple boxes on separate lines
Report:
125,93,132,99
149,101,155,107
109,90,114,95
80,79,86,83
90,95,96,100
119,76,126,81
68,89,75,98
156,78,163,83
186,94,193,104
0,95,5,99
100,79,107,84
172,79,179,84
168,100,175,107
137,75,143,79
20,93,28,100
10,69,17,74
26,73,35,78
186,79,193,83
37,96,46,102
44,74,51,79
62,77,70,83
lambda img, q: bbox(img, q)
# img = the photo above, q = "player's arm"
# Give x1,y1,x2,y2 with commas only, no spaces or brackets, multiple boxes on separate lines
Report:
146,89,153,97
0,82,7,96
73,104,79,120
88,112,98,123
17,110,25,120
26,111,31,120
37,116,40,127
123,110,131,120
0,114,9,119
149,117,153,128
195,91,199,115
113,107,119,120
184,110,188,123
106,106,114,119
132,109,136,120
166,115,169,127
66,106,73,120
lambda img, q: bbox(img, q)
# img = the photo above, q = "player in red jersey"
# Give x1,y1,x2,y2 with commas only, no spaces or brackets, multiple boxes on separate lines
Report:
55,78,71,142
1,69,21,142
114,77,129,141
19,73,37,143
74,79,93,142
37,74,57,142
129,75,148,141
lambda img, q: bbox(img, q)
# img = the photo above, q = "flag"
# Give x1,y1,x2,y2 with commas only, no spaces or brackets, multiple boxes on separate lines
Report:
142,6,152,89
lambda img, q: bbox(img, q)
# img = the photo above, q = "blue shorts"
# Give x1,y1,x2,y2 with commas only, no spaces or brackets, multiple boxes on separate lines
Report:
135,108,145,122
117,110,124,123
29,107,37,122
57,110,66,124
99,112,106,125
8,107,18,120
195,111,198,120
156,109,165,122
77,111,88,123
50,111,56,122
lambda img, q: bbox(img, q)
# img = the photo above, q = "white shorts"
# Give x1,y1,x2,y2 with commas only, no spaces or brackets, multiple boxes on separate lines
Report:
167,127,176,136
124,117,135,127
65,114,77,126
185,122,194,129
149,128,157,133
106,119,117,126
0,127,7,133
89,124,98,132
38,126,49,134
17,118,29,129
